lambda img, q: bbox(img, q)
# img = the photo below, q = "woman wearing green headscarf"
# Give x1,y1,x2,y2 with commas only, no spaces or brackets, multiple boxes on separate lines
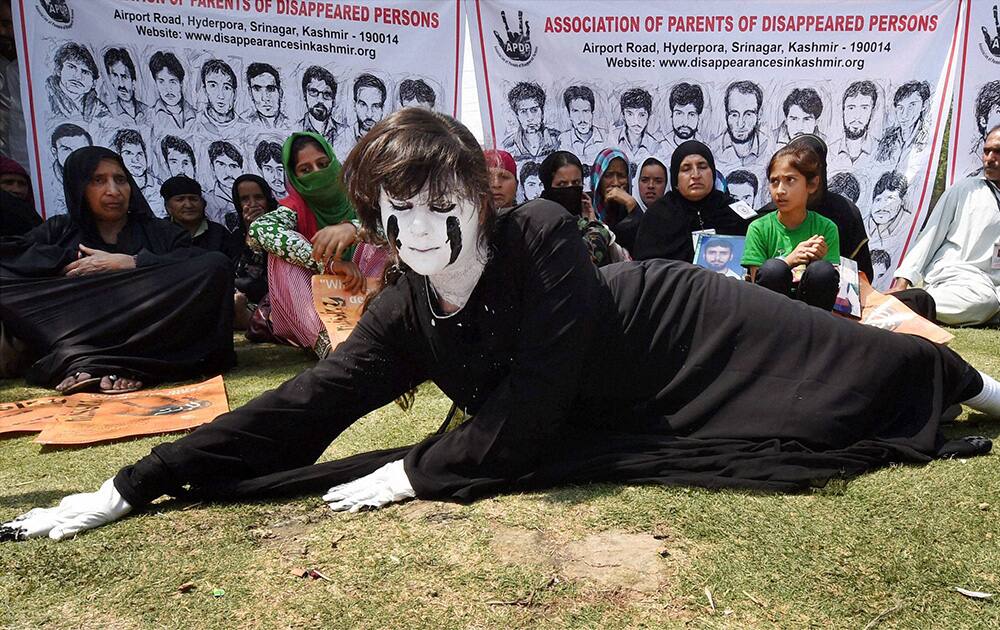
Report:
248,131,388,357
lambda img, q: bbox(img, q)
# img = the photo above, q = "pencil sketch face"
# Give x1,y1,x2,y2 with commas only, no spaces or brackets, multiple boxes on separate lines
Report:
726,90,759,143
249,73,281,117
785,104,816,138
567,98,593,136
119,142,147,178
671,103,699,140
895,91,925,130
305,78,333,121
871,188,903,225
843,93,875,139
155,68,183,107
204,70,235,117
515,97,542,134
355,86,385,132
59,57,95,98
108,61,135,103
166,148,195,178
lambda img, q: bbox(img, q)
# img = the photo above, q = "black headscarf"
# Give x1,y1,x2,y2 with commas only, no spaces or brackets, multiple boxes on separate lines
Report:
160,175,203,201
634,141,750,262
669,140,716,188
63,146,153,231
230,174,279,235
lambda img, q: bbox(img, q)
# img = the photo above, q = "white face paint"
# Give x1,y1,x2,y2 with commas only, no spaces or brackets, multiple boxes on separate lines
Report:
379,185,486,309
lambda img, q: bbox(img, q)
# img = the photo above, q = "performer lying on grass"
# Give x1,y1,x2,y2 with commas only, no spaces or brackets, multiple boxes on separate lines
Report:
3,109,999,542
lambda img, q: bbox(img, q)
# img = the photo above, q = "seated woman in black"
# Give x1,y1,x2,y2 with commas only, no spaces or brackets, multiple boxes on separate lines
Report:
161,176,242,262
230,174,275,332
4,110,999,541
537,151,614,267
633,141,752,262
0,147,235,394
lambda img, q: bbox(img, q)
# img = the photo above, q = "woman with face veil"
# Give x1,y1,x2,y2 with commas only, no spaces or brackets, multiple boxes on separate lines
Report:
0,146,235,393
247,131,388,357
632,141,752,262
5,111,998,542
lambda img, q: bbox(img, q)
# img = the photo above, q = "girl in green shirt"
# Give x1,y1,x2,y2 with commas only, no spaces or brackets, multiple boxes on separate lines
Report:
741,144,841,310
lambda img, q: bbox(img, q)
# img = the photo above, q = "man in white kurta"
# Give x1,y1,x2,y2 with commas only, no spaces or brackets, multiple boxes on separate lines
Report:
890,127,1000,326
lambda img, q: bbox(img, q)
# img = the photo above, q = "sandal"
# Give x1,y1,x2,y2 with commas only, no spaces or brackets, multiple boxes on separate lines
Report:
98,374,142,395
57,372,102,395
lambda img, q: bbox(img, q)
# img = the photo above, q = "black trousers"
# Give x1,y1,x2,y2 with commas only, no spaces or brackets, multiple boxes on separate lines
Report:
756,258,840,311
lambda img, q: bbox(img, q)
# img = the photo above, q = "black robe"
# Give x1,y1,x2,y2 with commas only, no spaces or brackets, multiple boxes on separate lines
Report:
114,200,979,506
0,147,235,387
191,220,244,263
632,189,752,262
757,191,874,280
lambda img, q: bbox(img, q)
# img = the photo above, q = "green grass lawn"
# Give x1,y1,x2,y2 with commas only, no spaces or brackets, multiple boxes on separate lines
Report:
1,330,998,629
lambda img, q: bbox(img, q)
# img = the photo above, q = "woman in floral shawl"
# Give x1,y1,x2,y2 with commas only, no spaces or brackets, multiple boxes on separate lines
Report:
247,131,387,357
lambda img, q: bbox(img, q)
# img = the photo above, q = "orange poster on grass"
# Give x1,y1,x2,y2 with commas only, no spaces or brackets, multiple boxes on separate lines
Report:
0,376,229,445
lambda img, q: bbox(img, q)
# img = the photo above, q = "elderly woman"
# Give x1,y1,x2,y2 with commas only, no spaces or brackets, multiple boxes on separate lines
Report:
633,141,753,262
4,110,998,541
0,147,235,394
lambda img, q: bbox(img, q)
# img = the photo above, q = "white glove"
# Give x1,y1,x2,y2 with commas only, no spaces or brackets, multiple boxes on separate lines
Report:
1,478,132,541
322,460,416,512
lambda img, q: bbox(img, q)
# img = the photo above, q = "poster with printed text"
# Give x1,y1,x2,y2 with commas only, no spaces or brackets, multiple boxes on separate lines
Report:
13,0,464,227
947,0,1000,186
468,0,964,289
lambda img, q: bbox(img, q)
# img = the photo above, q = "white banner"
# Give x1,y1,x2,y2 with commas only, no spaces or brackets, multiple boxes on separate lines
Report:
947,0,999,185
468,0,962,289
14,0,464,226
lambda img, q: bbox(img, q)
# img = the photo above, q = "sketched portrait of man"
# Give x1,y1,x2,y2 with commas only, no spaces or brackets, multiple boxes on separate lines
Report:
47,42,109,122
725,169,759,208
148,51,196,131
196,58,244,136
160,135,196,179
613,87,660,162
716,80,768,169
967,81,1000,177
254,139,286,199
503,81,560,162
50,122,91,182
205,140,244,227
828,80,879,173
245,62,289,129
112,128,161,214
519,160,543,202
558,84,605,166
103,48,147,124
865,171,911,249
398,78,436,110
298,65,343,147
876,80,931,166
775,87,824,146
663,82,705,153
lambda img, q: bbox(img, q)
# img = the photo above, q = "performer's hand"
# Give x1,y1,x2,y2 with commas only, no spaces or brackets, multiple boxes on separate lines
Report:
63,245,136,277
311,223,357,264
604,187,637,212
322,460,415,513
0,478,131,542
887,278,912,293
326,259,366,294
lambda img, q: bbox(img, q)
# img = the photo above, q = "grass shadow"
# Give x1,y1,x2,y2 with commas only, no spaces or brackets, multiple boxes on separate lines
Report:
0,489,79,511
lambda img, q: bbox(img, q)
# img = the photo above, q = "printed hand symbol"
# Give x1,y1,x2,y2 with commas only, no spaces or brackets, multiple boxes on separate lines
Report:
493,10,531,62
984,5,1000,55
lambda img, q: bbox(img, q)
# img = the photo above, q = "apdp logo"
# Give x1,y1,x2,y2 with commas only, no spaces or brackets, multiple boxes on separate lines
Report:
492,10,536,67
981,4,1000,64
36,0,74,29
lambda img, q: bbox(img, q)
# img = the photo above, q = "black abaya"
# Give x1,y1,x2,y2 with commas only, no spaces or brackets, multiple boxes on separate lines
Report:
0,147,235,387
114,200,981,506
632,189,752,262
